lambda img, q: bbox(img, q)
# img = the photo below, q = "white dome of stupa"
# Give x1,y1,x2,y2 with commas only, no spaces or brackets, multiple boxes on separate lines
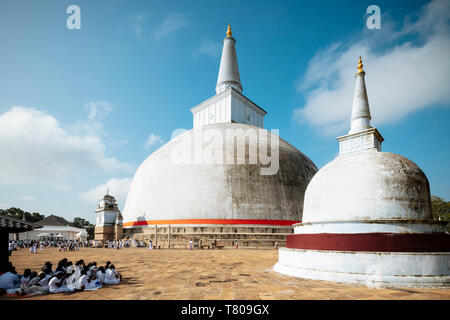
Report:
302,150,432,223
123,122,317,226
123,25,318,230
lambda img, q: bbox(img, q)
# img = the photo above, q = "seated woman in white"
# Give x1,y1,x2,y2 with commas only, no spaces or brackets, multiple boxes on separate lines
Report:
19,269,32,287
78,270,97,290
96,267,106,284
104,265,120,285
48,272,75,293
72,262,83,283
65,268,77,290
27,272,41,287
38,273,52,291
23,273,49,295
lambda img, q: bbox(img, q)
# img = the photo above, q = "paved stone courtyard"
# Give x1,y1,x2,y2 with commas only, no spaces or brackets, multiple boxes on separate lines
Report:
5,248,450,300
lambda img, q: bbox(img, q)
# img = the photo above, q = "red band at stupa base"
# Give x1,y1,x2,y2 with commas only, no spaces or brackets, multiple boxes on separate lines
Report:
286,233,450,252
123,219,300,228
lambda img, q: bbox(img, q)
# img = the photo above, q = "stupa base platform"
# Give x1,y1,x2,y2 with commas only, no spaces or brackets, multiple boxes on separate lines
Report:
274,248,450,288
124,224,293,249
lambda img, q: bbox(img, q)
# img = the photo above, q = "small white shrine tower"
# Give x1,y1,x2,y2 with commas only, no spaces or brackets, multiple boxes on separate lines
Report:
94,190,123,241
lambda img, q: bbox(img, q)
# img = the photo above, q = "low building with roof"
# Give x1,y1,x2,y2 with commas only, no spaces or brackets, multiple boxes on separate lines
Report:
9,214,88,241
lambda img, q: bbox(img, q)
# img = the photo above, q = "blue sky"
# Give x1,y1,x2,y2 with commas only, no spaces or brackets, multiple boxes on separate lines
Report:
0,0,448,223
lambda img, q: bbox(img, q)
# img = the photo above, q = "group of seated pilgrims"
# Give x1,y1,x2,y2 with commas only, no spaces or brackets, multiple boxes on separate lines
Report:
0,258,122,295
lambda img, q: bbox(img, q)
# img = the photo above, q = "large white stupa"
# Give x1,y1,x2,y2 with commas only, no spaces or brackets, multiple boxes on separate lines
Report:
274,58,450,287
122,25,318,248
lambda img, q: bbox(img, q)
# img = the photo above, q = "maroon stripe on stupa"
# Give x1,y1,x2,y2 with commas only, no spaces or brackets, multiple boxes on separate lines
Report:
286,233,450,252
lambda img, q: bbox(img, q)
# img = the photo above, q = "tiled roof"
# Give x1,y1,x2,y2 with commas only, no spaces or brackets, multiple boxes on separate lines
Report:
0,214,42,233
37,214,73,227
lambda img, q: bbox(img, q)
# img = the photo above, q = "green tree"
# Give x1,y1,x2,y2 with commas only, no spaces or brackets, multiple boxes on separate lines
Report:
0,207,44,222
431,196,450,221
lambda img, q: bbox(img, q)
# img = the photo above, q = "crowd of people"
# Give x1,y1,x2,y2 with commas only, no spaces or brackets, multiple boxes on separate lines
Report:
102,240,132,249
8,239,160,258
0,259,122,296
102,239,160,249
8,239,95,254
9,238,245,254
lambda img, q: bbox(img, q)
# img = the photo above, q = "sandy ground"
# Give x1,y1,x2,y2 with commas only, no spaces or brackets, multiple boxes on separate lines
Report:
3,247,449,300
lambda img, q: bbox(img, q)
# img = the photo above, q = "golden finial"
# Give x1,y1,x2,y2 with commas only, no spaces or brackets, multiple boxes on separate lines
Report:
357,56,365,75
226,24,232,37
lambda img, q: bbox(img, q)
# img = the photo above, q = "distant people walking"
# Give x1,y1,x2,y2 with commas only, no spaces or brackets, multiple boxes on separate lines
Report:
30,241,38,254
235,240,238,249
189,239,193,250
148,240,153,250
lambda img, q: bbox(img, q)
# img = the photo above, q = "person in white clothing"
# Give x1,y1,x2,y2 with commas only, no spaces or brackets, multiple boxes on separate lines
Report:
104,265,120,285
38,273,52,290
96,267,106,284
0,269,20,290
65,266,77,290
48,272,75,293
19,269,32,286
26,272,40,287
22,272,48,295
78,270,97,290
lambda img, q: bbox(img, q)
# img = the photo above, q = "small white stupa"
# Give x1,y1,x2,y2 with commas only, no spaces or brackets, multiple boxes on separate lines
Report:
274,57,450,287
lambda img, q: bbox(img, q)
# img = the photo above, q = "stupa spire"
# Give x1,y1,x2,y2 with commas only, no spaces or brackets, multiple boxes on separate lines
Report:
349,56,371,134
191,23,267,129
216,24,243,94
337,57,383,155
356,56,364,75
226,24,232,37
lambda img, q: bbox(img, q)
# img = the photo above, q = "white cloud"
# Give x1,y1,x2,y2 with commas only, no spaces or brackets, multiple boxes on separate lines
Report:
0,106,131,185
130,14,145,39
19,195,36,201
71,101,112,137
193,38,221,58
294,0,450,135
154,13,188,39
85,101,112,121
79,177,132,207
144,133,163,149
